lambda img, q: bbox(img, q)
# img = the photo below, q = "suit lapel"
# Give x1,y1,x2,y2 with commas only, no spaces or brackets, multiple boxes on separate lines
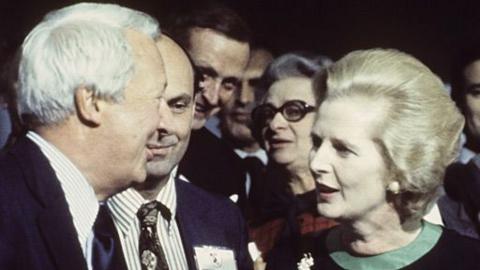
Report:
12,137,88,270
37,201,88,270
176,180,196,269
176,212,197,270
175,179,212,270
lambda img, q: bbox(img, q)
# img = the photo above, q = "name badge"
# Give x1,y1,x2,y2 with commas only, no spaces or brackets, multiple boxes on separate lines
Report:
194,245,237,270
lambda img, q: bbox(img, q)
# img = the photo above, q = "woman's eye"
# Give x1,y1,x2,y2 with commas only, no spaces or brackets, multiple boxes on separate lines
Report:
285,107,302,118
334,143,353,156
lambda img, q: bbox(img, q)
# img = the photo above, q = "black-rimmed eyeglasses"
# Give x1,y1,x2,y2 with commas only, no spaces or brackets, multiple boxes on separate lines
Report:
251,100,316,126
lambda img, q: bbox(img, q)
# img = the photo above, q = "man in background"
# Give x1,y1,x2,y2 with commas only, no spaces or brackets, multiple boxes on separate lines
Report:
219,48,273,218
168,4,252,202
439,37,480,239
108,35,252,270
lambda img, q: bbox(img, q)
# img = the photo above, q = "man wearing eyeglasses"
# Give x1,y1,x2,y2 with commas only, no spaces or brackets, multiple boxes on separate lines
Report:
168,4,252,203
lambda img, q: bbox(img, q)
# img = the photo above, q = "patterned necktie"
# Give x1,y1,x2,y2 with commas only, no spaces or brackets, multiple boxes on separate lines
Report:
137,201,171,270
92,204,126,270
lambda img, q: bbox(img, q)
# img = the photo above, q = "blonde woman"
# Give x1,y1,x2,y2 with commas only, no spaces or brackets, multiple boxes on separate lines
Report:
308,49,480,269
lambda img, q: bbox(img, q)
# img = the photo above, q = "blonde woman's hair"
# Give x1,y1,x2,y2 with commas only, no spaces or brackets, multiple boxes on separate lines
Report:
313,48,465,222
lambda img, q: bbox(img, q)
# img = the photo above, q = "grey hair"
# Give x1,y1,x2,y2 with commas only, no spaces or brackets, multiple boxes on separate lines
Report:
256,52,332,102
18,2,160,125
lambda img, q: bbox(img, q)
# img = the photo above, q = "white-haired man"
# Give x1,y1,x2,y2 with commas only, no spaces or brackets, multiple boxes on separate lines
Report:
0,3,166,270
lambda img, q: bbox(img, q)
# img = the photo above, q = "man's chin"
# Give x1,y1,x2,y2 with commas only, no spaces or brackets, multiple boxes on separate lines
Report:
134,168,171,188
192,116,207,130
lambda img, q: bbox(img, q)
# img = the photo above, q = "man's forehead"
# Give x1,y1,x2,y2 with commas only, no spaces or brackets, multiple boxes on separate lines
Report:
465,60,480,83
243,67,264,80
187,28,249,78
125,29,157,57
157,37,193,72
156,36,194,97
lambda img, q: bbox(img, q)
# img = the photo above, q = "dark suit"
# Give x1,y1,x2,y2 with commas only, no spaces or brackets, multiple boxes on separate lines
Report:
439,161,480,239
0,136,87,270
178,127,247,200
176,179,253,270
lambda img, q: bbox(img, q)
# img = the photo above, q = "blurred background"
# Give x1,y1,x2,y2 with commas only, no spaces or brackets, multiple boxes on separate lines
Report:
0,0,478,83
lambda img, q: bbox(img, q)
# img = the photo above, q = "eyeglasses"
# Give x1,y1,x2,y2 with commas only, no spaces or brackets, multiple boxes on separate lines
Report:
251,100,316,126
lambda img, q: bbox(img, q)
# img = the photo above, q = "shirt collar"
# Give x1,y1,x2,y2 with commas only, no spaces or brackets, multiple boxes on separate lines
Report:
26,131,98,248
108,168,178,235
234,148,268,165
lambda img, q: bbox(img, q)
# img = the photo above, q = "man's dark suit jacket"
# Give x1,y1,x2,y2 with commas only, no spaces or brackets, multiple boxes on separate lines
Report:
175,179,253,270
439,160,480,239
0,136,88,270
178,127,247,201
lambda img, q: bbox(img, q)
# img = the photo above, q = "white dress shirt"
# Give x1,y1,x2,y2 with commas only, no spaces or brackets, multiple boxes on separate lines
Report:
108,167,188,270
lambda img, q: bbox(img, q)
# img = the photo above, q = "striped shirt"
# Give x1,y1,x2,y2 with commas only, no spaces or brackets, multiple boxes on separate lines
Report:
108,168,188,270
27,131,98,269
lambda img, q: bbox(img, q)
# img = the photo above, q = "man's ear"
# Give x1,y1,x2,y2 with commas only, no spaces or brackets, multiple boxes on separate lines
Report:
74,87,102,126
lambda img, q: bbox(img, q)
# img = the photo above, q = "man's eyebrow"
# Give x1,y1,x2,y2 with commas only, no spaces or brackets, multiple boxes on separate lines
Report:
223,76,241,85
248,77,262,87
195,65,218,78
466,83,480,92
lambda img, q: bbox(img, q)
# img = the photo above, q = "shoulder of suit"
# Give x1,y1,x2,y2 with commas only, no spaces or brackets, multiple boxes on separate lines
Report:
0,137,35,181
176,178,240,210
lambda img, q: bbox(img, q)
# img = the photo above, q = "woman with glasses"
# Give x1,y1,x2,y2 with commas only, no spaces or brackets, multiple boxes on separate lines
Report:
306,49,480,269
248,52,336,270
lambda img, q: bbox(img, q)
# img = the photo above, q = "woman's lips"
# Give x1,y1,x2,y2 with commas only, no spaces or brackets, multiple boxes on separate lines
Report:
316,182,340,200
268,138,292,149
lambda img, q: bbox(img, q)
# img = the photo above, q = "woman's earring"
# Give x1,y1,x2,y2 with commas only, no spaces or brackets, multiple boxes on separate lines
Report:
387,181,400,194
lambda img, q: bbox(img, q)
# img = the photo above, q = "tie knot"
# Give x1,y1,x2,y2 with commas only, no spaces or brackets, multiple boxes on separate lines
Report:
137,201,171,227
243,156,264,171
93,204,115,237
